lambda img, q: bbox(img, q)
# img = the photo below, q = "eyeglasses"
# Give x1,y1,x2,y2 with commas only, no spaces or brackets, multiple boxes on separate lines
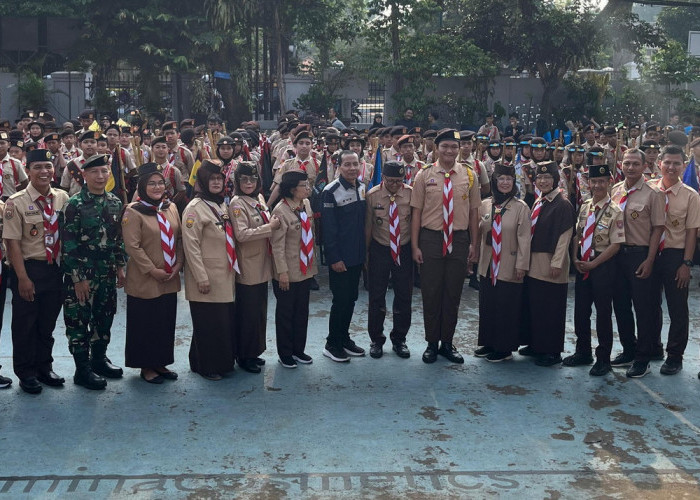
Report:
239,176,258,184
147,181,166,187
384,178,404,185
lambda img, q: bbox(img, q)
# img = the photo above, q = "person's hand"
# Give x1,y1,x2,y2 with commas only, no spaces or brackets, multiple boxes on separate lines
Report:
576,260,595,273
278,272,290,291
331,261,347,272
116,267,126,288
550,266,562,280
635,258,654,279
515,269,526,281
149,268,170,282
18,276,35,302
468,244,479,265
165,262,183,280
412,247,423,264
676,264,691,289
269,215,281,230
75,280,90,305
198,280,211,294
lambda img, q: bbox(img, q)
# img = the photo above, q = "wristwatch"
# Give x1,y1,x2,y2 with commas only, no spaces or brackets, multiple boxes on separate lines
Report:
683,260,694,267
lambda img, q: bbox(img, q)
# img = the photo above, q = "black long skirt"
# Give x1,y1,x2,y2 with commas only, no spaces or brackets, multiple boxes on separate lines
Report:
527,277,568,354
125,293,177,368
234,282,268,360
189,301,236,375
478,273,523,353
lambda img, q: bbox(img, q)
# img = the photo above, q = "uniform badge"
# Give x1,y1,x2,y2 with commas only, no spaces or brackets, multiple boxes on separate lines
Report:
185,214,195,228
595,235,603,242
30,225,39,237
295,225,300,231
462,193,467,200
389,196,395,203
427,178,436,186
672,219,679,227
4,201,13,220
231,206,242,218
28,205,34,210
616,220,623,229
631,211,639,219
375,217,383,226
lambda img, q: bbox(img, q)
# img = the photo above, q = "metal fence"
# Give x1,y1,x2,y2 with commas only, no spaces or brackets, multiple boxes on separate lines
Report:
355,80,386,123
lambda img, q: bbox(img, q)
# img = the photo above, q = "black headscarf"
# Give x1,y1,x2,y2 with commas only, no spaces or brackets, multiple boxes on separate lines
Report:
196,160,225,204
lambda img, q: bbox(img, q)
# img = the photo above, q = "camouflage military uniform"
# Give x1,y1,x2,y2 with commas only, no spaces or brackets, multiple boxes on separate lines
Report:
61,187,126,355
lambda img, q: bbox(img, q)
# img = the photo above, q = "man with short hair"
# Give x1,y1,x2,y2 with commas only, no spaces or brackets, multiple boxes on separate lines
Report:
321,150,366,362
328,108,346,131
162,121,194,178
61,131,99,196
649,145,700,376
0,132,29,201
395,108,418,130
4,149,68,393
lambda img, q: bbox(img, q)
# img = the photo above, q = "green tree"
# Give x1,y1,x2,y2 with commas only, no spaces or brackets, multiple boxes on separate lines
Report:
657,6,700,50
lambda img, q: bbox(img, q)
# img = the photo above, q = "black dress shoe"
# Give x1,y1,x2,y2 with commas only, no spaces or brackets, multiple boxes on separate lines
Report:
369,343,383,359
660,358,682,375
239,359,261,374
37,371,65,387
154,369,178,380
589,359,612,376
562,351,594,367
19,377,42,394
91,357,123,379
392,342,410,359
422,342,438,363
611,351,635,367
310,277,320,291
535,354,562,367
140,372,164,384
468,277,480,290
255,357,266,366
438,342,464,364
518,345,537,357
650,349,665,361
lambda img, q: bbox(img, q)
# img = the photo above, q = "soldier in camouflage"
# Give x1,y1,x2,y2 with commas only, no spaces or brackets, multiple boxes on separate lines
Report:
61,154,127,390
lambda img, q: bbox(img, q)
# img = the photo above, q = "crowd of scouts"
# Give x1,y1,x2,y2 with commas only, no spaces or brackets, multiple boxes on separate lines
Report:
0,107,699,395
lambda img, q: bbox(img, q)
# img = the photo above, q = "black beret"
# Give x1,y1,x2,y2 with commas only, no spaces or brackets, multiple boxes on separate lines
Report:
120,126,131,135
435,129,462,145
535,161,558,177
280,170,308,185
198,159,223,176
602,126,617,136
529,137,547,148
138,162,164,177
588,164,611,178
342,133,364,148
26,149,53,165
180,119,195,129
44,133,60,142
493,163,515,178
79,109,95,120
216,135,236,146
668,130,688,148
459,130,475,141
293,130,314,145
161,121,178,132
82,154,111,170
422,130,437,139
645,123,660,133
104,124,120,134
151,136,167,146
28,120,44,130
390,126,407,137
0,131,8,141
79,130,102,142
236,161,259,177
397,135,414,147
382,161,405,178
641,140,661,150
10,139,24,149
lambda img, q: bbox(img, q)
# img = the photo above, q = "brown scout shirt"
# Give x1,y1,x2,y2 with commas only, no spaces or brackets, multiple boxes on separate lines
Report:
275,156,318,186
575,196,625,255
410,161,481,231
653,178,700,249
366,183,412,247
121,202,183,299
528,190,573,284
230,193,273,286
1,153,28,198
3,184,68,261
270,198,318,283
611,177,665,247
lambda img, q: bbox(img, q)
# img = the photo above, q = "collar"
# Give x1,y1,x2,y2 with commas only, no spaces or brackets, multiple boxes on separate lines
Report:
1,153,10,163
625,177,645,191
381,183,404,198
80,186,106,202
658,177,683,195
592,195,611,209
339,176,357,190
26,183,55,202
544,189,560,202
434,160,457,174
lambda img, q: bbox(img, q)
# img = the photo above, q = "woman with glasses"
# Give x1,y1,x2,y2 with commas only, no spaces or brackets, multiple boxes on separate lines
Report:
229,162,280,373
270,171,317,368
519,161,575,366
122,163,184,383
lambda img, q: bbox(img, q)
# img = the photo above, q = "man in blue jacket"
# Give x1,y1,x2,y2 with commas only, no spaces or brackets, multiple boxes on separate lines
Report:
321,150,367,362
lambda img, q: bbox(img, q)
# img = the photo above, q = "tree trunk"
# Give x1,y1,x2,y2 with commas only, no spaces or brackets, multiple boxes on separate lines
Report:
273,0,287,115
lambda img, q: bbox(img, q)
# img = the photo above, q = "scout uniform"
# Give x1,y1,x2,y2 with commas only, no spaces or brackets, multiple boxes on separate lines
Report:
151,136,186,200
4,150,69,392
1,148,28,201
411,129,480,363
62,154,126,390
230,181,274,373
476,163,531,359
396,134,424,186
565,165,625,374
162,121,195,178
60,155,88,196
365,162,413,358
0,198,10,388
650,174,700,372
610,174,666,370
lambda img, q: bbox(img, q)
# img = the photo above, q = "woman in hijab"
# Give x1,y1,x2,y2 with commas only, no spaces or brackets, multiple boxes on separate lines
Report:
229,161,280,373
123,162,184,383
475,163,531,362
519,161,575,366
182,160,237,380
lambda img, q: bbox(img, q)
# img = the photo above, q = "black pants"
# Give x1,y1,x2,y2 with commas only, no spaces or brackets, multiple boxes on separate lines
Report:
367,240,412,345
273,278,312,357
574,258,616,361
652,248,689,360
0,263,9,369
612,248,662,362
419,229,469,343
235,282,268,360
10,261,63,379
327,264,362,349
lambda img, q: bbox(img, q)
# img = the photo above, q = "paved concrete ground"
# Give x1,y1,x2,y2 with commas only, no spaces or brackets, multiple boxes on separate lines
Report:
2,270,700,499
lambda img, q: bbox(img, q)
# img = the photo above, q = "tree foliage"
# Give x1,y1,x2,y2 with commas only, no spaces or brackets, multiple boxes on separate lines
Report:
657,7,700,50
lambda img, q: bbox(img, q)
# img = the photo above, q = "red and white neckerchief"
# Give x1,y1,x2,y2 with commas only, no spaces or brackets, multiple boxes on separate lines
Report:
140,200,176,272
442,169,455,255
203,200,239,273
580,203,597,280
575,170,584,211
254,200,273,255
615,162,624,183
618,185,639,211
388,191,401,265
0,157,6,197
658,181,670,252
531,196,545,237
358,161,368,182
491,202,504,285
37,194,60,264
285,200,314,274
